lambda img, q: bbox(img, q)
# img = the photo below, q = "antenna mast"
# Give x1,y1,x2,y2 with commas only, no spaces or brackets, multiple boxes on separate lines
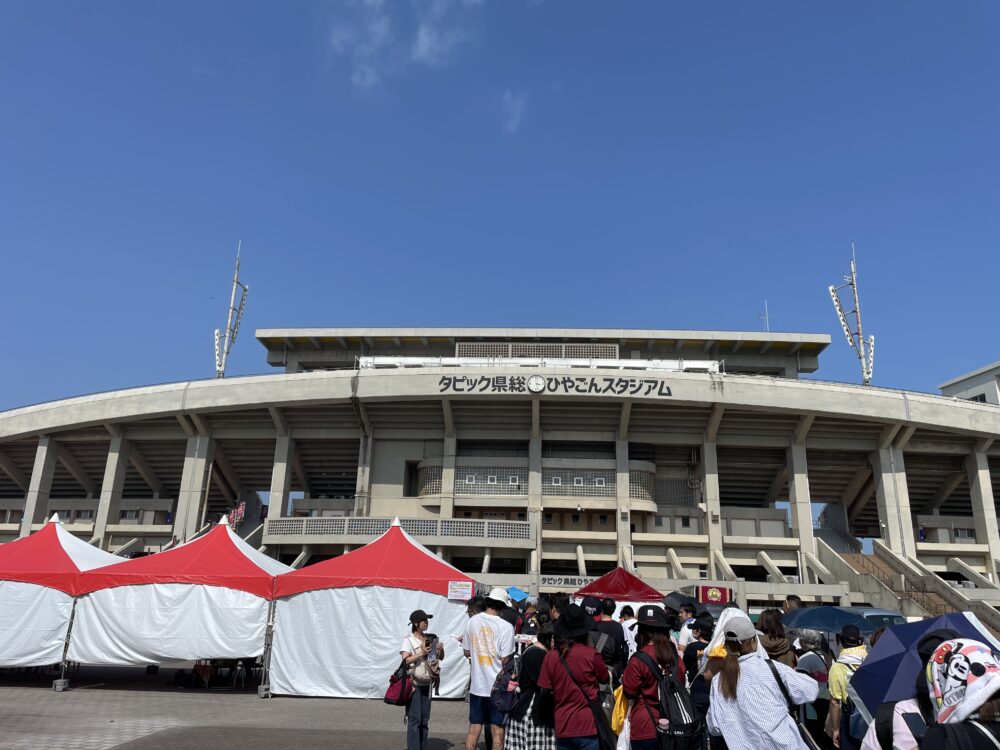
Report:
828,243,875,386
214,240,249,379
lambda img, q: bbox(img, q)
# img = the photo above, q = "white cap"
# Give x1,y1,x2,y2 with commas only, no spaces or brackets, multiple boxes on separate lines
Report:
487,586,512,608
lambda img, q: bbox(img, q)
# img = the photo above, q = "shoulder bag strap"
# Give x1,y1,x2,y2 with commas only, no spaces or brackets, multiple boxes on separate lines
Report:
635,651,664,729
765,657,796,715
970,722,1000,749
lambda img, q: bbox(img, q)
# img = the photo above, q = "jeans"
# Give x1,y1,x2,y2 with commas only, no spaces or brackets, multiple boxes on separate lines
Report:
555,737,598,750
407,684,432,750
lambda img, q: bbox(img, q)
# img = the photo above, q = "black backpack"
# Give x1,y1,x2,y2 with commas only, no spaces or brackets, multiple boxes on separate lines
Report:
636,652,705,750
489,653,521,716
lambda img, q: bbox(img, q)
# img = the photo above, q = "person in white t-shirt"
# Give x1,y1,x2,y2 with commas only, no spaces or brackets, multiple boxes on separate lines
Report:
401,609,445,750
463,586,515,750
676,603,698,653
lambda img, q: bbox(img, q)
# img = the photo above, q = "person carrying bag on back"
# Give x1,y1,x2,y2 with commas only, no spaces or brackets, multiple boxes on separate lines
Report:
621,605,701,750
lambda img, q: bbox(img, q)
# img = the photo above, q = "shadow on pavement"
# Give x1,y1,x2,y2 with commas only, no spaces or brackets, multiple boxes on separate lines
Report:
113,726,462,750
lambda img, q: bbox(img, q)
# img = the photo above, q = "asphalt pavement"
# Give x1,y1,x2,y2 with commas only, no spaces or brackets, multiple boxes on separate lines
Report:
0,667,474,750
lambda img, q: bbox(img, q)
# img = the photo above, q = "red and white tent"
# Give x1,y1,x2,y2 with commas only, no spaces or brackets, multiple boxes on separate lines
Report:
270,519,476,699
0,515,120,667
574,568,664,618
67,517,291,665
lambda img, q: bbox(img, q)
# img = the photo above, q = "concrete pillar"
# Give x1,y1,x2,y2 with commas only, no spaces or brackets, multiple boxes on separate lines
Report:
482,548,492,575
822,501,851,537
615,440,632,570
967,450,1000,581
701,441,724,579
353,433,374,517
173,436,214,542
93,437,129,548
871,447,916,558
270,435,293,515
440,436,456,519
528,435,543,575
576,545,587,577
20,437,59,537
787,443,815,583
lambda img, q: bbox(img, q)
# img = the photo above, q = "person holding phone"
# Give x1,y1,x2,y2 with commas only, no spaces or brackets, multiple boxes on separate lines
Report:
402,609,445,750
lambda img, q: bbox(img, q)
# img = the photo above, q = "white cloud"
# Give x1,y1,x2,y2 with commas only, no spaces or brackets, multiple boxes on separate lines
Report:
328,0,483,89
502,89,528,134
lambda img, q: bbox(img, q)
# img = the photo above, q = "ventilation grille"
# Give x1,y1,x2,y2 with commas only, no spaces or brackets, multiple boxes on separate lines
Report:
456,342,619,359
417,466,443,496
629,470,655,501
456,467,528,496
655,478,699,508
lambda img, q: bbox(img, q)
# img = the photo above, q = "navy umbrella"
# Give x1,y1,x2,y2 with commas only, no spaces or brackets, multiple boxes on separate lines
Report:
781,606,875,635
851,612,1000,718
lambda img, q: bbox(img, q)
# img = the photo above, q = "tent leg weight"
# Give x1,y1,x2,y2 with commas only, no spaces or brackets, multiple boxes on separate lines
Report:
52,679,70,692
258,684,271,699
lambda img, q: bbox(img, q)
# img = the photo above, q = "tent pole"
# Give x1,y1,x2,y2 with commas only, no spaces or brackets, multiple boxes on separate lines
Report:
53,597,77,692
258,599,276,699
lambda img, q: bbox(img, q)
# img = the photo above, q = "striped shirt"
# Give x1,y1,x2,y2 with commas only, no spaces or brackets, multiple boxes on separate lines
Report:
707,651,819,750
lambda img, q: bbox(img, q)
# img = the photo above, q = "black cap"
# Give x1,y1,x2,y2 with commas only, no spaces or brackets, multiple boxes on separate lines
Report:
637,605,673,632
409,610,433,624
554,603,591,638
581,596,603,620
839,624,863,647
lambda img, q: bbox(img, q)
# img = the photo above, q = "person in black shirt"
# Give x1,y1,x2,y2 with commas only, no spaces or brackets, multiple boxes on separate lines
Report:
506,624,556,750
592,597,628,682
683,611,725,749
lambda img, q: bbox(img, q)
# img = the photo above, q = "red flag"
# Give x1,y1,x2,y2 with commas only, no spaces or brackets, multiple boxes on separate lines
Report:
697,585,732,605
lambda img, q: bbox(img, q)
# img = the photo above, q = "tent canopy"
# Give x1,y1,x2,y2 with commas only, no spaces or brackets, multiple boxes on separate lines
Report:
276,518,475,598
0,514,120,595
76,517,291,599
575,568,663,603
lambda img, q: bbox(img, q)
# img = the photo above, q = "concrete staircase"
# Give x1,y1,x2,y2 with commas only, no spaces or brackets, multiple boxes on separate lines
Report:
814,539,930,617
841,553,951,616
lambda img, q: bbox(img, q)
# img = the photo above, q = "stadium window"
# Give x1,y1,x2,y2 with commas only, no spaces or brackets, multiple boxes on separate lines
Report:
119,509,140,520
571,514,581,525
551,476,562,486
543,513,554,524
681,516,691,528
487,475,497,484
574,477,584,487
595,477,605,487
77,509,94,520
599,514,609,526
465,475,476,484
698,564,708,580
509,476,519,485
516,512,526,521
654,517,663,527
967,394,988,403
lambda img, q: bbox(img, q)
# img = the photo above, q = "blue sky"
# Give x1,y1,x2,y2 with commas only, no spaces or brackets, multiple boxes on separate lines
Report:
1,1,998,411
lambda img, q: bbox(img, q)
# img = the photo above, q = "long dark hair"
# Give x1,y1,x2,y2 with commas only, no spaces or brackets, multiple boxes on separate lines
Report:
758,609,785,639
720,636,756,700
637,627,678,670
556,632,588,659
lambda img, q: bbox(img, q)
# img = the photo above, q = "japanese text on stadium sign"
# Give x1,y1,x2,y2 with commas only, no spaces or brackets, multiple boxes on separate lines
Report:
438,375,673,397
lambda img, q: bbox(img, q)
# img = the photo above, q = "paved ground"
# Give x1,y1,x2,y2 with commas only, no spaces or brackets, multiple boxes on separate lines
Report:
0,668,476,750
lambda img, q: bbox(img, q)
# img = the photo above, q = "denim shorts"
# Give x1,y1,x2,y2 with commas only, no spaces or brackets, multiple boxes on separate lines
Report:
468,694,505,726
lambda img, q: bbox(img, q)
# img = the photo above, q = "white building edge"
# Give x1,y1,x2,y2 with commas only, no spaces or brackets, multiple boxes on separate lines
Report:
1,327,999,622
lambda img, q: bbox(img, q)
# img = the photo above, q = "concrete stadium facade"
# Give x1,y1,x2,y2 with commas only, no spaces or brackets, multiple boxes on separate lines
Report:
2,328,1000,614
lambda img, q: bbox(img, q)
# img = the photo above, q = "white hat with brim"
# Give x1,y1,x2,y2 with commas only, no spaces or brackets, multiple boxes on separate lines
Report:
486,586,512,608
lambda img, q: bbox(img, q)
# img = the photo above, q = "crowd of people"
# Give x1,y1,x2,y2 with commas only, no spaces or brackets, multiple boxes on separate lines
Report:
397,590,1000,750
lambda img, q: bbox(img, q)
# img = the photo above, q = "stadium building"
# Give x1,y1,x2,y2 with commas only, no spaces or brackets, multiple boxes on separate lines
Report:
1,327,1000,620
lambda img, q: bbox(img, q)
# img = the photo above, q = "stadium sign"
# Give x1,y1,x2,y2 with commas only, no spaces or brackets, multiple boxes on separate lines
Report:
438,375,673,397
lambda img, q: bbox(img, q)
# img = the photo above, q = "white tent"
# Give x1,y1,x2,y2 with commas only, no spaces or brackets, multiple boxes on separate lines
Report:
0,515,121,667
271,519,476,699
68,517,291,665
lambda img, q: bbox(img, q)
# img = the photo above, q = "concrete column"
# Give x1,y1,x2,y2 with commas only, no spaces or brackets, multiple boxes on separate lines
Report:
576,545,587,577
93,437,128,548
440,436,456,519
482,548,491,575
871,447,916,558
787,443,815,583
353,433,374,517
822,501,851,537
20,437,59,537
528,435,543,575
967,449,1000,581
173,436,214,542
270,435,293,515
701,441,724,579
615,440,632,569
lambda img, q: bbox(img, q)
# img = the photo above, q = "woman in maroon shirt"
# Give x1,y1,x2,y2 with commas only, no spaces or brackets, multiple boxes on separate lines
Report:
537,603,610,750
621,605,682,750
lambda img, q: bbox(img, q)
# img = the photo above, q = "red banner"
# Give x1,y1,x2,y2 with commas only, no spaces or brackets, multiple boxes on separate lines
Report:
697,585,732,605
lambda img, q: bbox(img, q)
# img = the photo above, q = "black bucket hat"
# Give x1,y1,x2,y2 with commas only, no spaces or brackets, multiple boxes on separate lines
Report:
636,605,674,632
554,603,591,638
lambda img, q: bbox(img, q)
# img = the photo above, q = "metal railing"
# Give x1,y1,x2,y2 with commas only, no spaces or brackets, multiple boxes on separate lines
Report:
264,516,534,542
